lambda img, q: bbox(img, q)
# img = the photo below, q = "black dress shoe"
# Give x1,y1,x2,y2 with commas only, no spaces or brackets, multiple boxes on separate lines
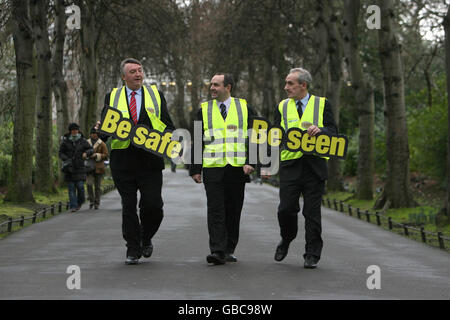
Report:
206,252,226,265
142,242,153,258
274,240,290,262
225,254,237,262
304,255,319,269
125,256,139,265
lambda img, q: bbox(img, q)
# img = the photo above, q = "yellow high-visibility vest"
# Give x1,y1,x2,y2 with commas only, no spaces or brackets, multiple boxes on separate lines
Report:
201,98,248,167
278,95,329,161
109,85,166,150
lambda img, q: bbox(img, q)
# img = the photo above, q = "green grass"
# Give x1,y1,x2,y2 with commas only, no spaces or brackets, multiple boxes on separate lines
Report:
0,189,68,220
0,177,116,238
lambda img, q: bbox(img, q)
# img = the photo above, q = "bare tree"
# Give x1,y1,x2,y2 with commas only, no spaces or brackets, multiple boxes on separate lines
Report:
438,6,450,224
375,0,416,209
52,0,69,157
31,0,55,194
325,0,344,191
6,0,36,202
75,0,102,134
342,0,375,200
311,0,329,96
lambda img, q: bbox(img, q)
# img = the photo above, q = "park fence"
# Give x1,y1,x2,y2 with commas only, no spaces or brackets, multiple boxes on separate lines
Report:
322,197,450,251
0,184,116,235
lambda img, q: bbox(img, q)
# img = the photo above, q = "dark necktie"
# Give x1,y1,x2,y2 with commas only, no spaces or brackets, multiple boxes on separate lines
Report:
220,103,227,120
129,91,138,124
296,100,303,118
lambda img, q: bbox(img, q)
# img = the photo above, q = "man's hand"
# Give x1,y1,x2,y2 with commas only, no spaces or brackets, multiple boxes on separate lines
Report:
261,169,270,179
94,120,101,130
191,174,202,183
243,165,255,175
307,125,321,137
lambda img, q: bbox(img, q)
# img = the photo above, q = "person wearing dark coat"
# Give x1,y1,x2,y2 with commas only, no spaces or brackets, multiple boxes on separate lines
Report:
95,58,175,265
271,68,338,269
59,123,93,212
189,73,256,265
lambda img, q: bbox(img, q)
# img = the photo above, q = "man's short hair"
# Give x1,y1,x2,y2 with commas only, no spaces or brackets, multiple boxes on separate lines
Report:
289,68,312,85
214,72,234,92
120,58,142,75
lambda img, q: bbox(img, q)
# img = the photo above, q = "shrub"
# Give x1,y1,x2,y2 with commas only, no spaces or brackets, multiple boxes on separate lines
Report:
407,76,448,182
0,154,11,187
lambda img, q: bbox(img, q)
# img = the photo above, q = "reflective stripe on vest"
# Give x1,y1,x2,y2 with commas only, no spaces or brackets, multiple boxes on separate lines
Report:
110,85,166,150
202,98,248,167
279,95,329,161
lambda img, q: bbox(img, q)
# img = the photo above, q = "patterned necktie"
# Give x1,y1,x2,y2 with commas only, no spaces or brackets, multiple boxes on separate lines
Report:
296,100,303,118
220,103,227,120
129,91,138,124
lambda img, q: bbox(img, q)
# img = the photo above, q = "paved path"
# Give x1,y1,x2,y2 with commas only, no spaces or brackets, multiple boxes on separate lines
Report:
0,170,449,299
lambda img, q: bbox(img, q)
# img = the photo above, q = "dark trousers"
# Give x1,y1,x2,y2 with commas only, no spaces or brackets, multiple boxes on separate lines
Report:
68,181,85,209
86,173,103,206
278,163,325,260
112,169,164,256
204,181,245,254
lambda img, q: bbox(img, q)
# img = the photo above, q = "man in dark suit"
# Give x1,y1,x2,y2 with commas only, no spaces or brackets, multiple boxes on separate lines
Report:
96,58,175,265
272,68,338,269
190,73,256,265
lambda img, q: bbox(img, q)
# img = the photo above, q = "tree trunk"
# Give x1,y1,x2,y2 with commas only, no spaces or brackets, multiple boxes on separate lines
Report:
52,0,69,186
325,1,344,191
374,0,416,209
247,61,255,108
262,57,276,122
357,89,375,199
189,68,200,135
343,0,375,199
311,0,329,96
437,6,450,225
32,0,55,194
175,71,188,129
188,0,201,135
6,0,36,203
78,0,98,135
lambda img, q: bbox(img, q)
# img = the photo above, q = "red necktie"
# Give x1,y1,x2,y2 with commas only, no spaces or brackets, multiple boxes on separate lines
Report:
129,91,138,124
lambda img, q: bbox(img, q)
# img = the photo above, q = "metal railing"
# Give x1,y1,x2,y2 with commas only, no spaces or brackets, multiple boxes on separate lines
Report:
322,197,450,251
0,184,116,235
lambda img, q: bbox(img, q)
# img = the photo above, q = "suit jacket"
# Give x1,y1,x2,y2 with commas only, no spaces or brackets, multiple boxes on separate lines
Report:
274,95,338,181
189,102,257,183
100,87,175,172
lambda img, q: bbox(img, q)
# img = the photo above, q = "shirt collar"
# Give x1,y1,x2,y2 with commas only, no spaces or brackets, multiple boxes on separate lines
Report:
297,93,310,108
125,86,142,96
218,96,232,110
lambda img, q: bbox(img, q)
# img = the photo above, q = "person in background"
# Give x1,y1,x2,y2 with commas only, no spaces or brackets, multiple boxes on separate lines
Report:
86,126,109,210
59,123,93,212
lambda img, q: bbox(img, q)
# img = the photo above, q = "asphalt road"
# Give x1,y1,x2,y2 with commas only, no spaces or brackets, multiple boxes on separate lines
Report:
0,170,449,300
